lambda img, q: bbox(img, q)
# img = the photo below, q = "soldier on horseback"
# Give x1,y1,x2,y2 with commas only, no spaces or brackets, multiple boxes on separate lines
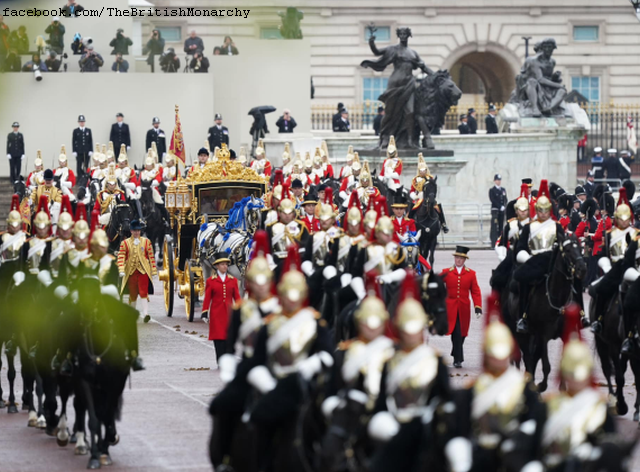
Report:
94,168,125,227
26,152,44,194
0,194,27,275
115,145,137,199
338,151,361,204
266,197,310,278
65,203,90,276
357,161,381,209
28,196,53,275
50,195,75,278
513,180,565,334
409,153,449,233
281,143,293,178
380,136,402,191
339,145,356,180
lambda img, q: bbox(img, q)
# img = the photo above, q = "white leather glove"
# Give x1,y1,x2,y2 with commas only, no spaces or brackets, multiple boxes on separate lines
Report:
301,260,315,277
6,154,11,160
340,273,353,288
516,251,531,264
98,213,111,226
73,152,77,158
61,185,70,196
351,276,366,301
119,272,125,277
88,151,93,157
377,269,406,284
247,365,277,394
54,285,69,300
100,285,119,300
444,437,473,472
368,411,400,442
21,154,25,161
151,180,159,187
624,267,640,283
13,271,25,286
37,270,53,287
495,245,507,262
218,353,238,385
322,265,337,280
339,190,348,201
321,395,342,419
127,146,131,151
298,351,334,381
598,257,612,274
125,182,136,190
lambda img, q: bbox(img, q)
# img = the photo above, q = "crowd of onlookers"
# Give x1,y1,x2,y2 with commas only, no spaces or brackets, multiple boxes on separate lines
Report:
0,5,239,74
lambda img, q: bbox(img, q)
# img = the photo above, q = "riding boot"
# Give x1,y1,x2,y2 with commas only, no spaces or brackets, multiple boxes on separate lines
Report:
437,204,449,233
130,349,145,372
573,279,590,327
589,294,607,334
516,282,529,334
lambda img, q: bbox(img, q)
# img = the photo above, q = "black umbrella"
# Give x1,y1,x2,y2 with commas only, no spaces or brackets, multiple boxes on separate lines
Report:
248,105,277,117
248,106,277,157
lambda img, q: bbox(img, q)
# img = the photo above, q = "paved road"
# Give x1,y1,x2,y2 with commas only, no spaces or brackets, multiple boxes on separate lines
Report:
1,249,638,471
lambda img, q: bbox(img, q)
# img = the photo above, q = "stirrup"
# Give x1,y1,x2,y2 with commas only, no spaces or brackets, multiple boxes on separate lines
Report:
516,317,529,334
590,319,603,334
580,315,591,328
622,338,634,355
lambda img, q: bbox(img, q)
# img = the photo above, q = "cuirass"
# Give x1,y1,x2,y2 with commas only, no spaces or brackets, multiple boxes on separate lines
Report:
365,243,402,275
337,235,358,272
28,237,49,274
50,238,74,277
238,300,263,358
413,176,426,192
311,231,329,266
528,220,557,254
83,255,114,285
609,227,637,262
1,232,26,262
267,312,317,378
386,347,439,423
508,220,522,245
344,339,394,402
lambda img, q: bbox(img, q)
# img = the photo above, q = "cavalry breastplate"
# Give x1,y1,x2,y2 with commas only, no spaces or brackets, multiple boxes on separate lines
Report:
508,220,522,246
271,222,302,259
338,234,364,272
385,345,439,423
528,220,557,255
50,238,74,277
28,237,49,274
343,337,394,406
364,243,403,276
67,248,89,269
1,232,26,262
83,255,115,285
266,309,318,379
609,227,636,262
311,227,342,267
413,176,426,193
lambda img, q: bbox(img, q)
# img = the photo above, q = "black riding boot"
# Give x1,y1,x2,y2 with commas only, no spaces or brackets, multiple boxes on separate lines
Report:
589,293,607,334
437,204,449,234
516,282,529,334
573,279,590,327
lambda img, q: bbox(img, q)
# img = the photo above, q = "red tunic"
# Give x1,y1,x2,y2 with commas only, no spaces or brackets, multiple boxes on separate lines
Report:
559,215,570,232
323,164,334,179
439,266,482,337
380,158,403,185
202,274,241,340
392,217,416,243
592,216,612,255
301,215,320,233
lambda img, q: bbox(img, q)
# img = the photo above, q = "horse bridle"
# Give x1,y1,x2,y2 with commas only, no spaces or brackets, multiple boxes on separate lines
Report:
545,238,583,312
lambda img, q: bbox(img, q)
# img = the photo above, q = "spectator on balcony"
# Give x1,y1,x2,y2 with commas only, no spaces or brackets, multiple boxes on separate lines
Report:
9,26,29,54
276,110,297,133
485,104,498,134
333,109,350,132
22,53,48,72
110,29,133,55
61,0,85,18
144,29,165,73
45,51,62,71
332,102,344,130
213,47,221,56
160,48,180,73
190,51,210,73
71,32,87,55
373,106,384,136
467,108,477,134
184,30,204,56
219,36,238,55
112,53,129,73
79,44,104,72
458,114,470,134
45,17,65,54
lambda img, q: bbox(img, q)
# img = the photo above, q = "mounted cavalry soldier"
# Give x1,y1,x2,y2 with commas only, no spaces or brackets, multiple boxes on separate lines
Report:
379,135,402,190
444,292,545,472
209,231,280,470
0,195,28,280
495,183,531,262
589,188,639,349
26,151,44,193
250,139,272,177
281,143,293,178
30,168,62,208
66,203,90,276
115,144,137,197
54,145,76,199
319,140,334,179
357,161,381,209
138,154,164,205
409,153,449,233
339,145,356,180
50,195,75,278
262,169,290,227
301,201,342,279
338,152,361,204
94,167,125,227
513,180,565,334
391,195,416,243
163,153,178,183
81,211,118,286
28,196,53,275
266,197,310,279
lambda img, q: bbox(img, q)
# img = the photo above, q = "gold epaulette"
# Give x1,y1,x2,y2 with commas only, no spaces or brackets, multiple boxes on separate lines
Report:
337,340,353,351
228,274,235,279
465,267,470,272
507,217,517,223
266,220,277,227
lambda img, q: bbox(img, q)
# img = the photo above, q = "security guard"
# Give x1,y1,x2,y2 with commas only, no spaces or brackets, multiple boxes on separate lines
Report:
145,117,166,158
485,104,499,134
109,112,131,154
489,173,508,247
6,121,25,183
207,113,229,151
72,114,93,177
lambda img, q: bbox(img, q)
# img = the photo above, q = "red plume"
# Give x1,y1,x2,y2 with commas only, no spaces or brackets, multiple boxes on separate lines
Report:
561,303,583,345
537,179,550,201
484,290,503,328
519,183,528,199
250,230,270,258
324,187,334,206
387,269,416,340
10,194,20,212
281,183,291,201
60,194,73,218
90,209,100,239
280,243,301,280
364,269,383,299
36,195,50,218
273,168,284,187
374,195,389,218
344,191,363,231
75,202,87,222
365,193,376,214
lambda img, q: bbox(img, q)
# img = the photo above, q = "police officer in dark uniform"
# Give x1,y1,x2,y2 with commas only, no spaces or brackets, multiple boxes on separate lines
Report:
145,117,166,157
6,121,24,183
591,146,605,180
584,170,595,199
489,173,507,247
109,112,131,154
458,114,470,134
485,104,498,134
72,114,93,177
333,109,350,132
207,113,229,151
467,108,477,134
604,148,620,186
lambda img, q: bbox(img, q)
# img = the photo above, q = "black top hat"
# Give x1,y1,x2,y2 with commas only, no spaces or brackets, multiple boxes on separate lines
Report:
494,174,502,181
198,147,209,156
460,114,467,120
229,149,236,159
212,251,231,265
574,185,586,196
152,117,160,124
215,113,222,120
12,122,19,128
43,169,54,180
291,179,303,189
522,178,533,186
488,104,496,111
317,183,327,192
130,220,146,231
116,112,124,118
468,108,475,113
78,115,86,122
390,194,408,208
303,192,318,205
452,246,470,259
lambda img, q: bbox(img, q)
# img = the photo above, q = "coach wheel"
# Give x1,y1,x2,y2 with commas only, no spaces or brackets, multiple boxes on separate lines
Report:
159,238,175,318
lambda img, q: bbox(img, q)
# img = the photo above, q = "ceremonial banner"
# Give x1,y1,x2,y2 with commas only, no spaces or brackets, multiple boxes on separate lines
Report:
627,116,638,154
169,104,186,165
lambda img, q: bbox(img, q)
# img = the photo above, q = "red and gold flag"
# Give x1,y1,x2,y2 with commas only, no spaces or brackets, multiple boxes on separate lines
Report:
169,104,186,165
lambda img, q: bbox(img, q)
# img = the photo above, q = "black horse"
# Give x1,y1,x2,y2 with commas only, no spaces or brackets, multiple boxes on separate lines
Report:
105,203,133,254
138,181,168,262
410,178,440,267
520,233,587,392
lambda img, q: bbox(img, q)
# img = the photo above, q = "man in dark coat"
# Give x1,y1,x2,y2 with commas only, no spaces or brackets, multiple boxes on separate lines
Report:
604,148,620,183
373,106,384,136
331,102,344,130
591,146,605,180
618,150,633,181
275,109,297,133
61,0,84,17
183,30,204,55
109,113,131,153
584,170,595,199
207,114,229,150
72,114,93,177
485,104,499,134
145,117,166,157
489,174,508,247
458,114,470,134
333,109,350,132
109,29,133,55
6,121,24,183
44,17,65,54
467,108,478,134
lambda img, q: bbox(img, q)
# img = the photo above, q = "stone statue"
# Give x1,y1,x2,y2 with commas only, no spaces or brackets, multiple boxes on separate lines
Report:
414,71,462,149
278,7,304,39
361,25,434,149
510,38,568,117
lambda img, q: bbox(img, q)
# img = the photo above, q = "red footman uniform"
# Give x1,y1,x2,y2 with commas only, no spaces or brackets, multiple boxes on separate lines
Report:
202,270,241,342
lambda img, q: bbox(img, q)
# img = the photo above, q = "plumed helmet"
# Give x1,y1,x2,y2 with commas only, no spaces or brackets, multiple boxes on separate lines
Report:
58,144,67,162
34,195,51,229
374,216,394,236
355,272,389,329
90,229,109,249
482,292,514,361
7,194,21,228
386,135,397,158
246,230,272,286
560,304,592,382
278,198,295,214
395,270,428,335
534,179,552,211
318,203,335,222
282,142,291,162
